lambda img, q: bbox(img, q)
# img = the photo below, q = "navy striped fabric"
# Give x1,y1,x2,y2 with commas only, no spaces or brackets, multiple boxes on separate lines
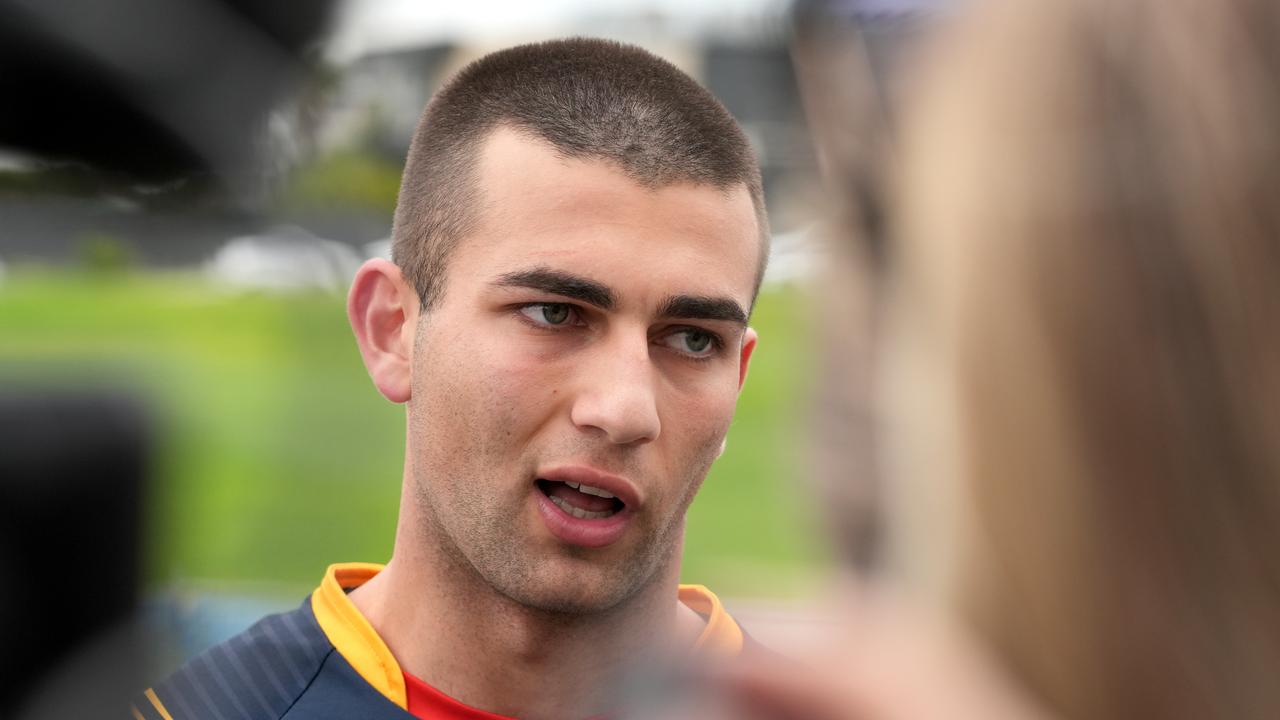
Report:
133,598,413,719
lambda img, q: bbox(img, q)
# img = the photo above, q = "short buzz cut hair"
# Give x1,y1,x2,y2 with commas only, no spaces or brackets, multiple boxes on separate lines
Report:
390,37,769,311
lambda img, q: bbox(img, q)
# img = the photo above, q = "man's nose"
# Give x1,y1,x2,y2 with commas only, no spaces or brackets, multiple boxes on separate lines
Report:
569,335,661,445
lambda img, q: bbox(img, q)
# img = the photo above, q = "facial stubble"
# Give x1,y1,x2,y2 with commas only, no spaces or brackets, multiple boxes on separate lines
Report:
405,356,724,617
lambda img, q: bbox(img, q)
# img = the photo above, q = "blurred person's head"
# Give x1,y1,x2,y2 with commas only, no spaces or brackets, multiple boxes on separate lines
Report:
887,0,1280,717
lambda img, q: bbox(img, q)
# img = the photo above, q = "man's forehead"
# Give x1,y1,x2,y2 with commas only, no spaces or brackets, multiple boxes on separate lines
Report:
463,127,762,307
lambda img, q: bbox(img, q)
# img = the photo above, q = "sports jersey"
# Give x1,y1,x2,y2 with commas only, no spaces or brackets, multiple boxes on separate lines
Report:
132,563,751,720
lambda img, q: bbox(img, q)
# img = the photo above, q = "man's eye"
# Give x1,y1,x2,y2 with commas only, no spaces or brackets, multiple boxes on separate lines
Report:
662,328,720,357
519,303,575,326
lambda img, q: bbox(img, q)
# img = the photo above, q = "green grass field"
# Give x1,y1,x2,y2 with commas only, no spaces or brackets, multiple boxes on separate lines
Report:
0,269,829,598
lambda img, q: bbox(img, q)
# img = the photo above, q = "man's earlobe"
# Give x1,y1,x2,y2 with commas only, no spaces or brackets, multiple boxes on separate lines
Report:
348,259,418,404
738,327,759,391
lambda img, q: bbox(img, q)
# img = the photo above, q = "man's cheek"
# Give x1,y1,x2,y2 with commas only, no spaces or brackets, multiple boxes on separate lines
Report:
467,360,564,451
659,403,733,492
490,354,574,410
670,387,738,443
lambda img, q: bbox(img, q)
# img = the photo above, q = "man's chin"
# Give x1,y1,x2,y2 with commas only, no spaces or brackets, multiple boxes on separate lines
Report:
478,555,661,617
493,573,640,617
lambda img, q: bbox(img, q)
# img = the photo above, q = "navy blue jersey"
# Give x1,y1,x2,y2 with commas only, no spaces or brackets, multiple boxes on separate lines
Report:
134,563,753,720
133,596,411,720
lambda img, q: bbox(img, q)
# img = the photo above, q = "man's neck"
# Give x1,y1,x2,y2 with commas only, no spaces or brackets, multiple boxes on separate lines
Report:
349,543,705,720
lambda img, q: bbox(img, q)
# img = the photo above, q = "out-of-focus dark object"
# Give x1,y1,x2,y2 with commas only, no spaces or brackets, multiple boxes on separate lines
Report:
0,0,335,186
0,391,148,717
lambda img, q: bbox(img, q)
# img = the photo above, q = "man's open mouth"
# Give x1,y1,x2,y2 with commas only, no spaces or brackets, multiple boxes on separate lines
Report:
536,479,626,520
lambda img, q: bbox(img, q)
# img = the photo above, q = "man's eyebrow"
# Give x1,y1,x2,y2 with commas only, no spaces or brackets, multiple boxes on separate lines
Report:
493,268,616,310
657,295,749,326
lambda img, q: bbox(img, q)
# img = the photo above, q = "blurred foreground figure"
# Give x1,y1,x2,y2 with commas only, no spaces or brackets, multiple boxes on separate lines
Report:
707,0,1280,718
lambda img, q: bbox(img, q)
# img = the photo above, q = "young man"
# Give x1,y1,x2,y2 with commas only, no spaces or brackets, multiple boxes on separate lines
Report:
135,38,769,720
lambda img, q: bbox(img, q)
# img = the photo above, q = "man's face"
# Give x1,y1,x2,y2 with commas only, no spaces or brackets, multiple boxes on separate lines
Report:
404,127,760,614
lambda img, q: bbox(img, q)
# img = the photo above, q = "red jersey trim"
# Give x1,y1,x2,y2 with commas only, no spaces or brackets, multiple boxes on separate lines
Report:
404,669,517,720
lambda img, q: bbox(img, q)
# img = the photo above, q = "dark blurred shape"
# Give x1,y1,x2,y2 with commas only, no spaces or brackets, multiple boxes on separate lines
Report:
0,391,148,717
0,0,335,185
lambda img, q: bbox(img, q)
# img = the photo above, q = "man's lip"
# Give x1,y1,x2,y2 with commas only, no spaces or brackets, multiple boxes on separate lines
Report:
536,465,641,509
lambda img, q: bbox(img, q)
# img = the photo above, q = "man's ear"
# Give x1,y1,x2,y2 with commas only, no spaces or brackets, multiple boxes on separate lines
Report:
738,327,758,391
348,258,419,404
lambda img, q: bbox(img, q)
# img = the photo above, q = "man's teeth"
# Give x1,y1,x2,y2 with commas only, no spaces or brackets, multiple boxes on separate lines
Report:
563,481,615,499
548,494,616,520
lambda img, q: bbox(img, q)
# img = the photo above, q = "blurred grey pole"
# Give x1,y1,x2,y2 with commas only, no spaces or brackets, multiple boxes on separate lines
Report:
789,0,946,574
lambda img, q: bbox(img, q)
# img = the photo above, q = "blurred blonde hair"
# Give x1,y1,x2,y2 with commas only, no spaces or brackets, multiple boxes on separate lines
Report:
888,0,1280,718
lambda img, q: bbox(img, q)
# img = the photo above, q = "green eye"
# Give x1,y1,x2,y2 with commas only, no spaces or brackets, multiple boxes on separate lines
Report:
541,304,570,325
519,303,575,326
662,328,718,357
684,330,712,353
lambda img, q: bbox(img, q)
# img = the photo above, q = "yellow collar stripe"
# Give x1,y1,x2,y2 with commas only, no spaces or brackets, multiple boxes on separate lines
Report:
680,583,745,655
144,688,175,720
310,563,408,709
310,563,745,709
